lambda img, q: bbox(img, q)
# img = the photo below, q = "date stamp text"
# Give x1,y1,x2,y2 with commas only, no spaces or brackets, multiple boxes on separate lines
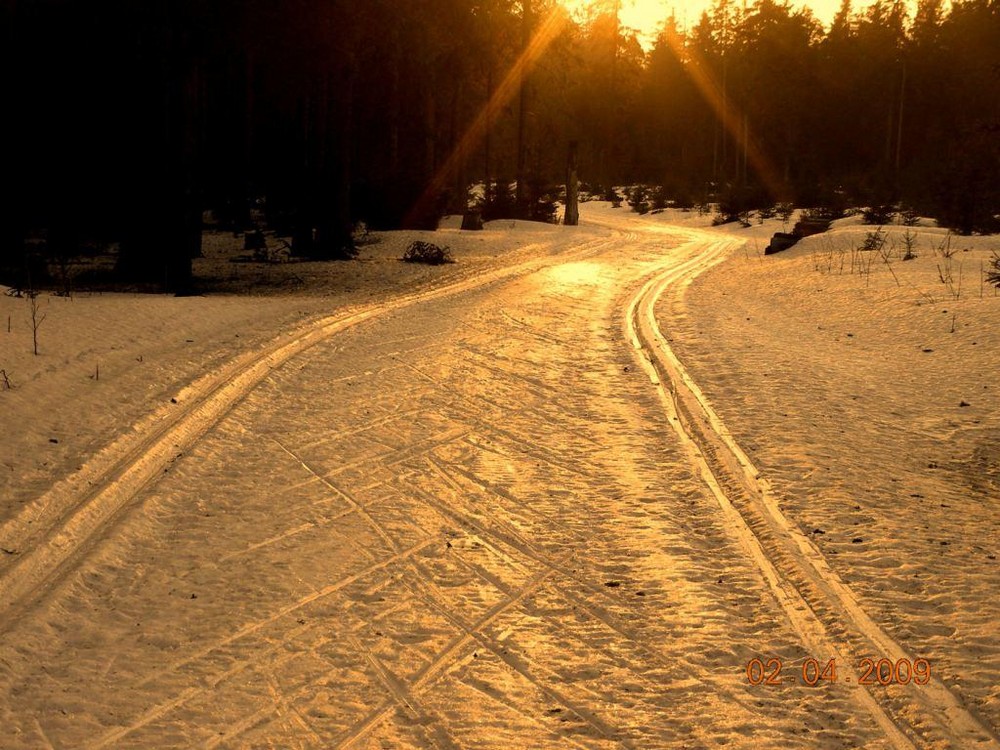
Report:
745,657,931,686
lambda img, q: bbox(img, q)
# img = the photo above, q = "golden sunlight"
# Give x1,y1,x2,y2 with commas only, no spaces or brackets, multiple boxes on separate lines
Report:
561,0,857,39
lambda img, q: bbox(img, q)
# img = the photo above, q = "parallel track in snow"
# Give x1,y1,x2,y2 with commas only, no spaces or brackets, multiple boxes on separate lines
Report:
626,233,1000,750
0,234,615,636
5,215,995,749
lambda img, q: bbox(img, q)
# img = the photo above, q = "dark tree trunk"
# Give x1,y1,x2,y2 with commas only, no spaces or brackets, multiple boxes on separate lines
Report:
423,77,437,194
0,0,24,280
388,26,401,181
449,80,469,214
483,64,494,212
117,5,201,292
565,140,580,226
236,50,254,231
402,74,441,231
294,58,355,259
515,0,531,217
291,93,315,255
317,58,355,257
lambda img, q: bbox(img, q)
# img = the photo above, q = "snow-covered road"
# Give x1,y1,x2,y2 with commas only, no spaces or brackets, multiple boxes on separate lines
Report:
0,216,996,749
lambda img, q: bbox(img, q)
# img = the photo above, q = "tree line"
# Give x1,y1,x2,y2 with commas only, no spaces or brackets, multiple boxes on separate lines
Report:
1,0,997,291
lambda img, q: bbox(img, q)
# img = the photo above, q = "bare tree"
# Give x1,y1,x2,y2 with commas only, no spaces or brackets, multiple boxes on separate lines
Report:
27,290,46,356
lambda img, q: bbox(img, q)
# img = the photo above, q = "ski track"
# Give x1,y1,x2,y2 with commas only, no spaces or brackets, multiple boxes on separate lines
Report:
621,218,1000,749
0,215,992,748
0,234,613,632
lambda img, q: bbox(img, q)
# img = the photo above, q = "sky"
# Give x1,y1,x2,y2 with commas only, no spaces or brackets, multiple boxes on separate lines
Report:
561,0,889,42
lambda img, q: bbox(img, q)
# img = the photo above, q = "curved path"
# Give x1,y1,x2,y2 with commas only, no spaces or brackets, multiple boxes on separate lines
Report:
619,216,999,750
0,215,993,748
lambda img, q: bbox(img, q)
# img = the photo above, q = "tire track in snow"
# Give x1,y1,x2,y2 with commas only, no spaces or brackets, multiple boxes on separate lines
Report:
626,231,1000,749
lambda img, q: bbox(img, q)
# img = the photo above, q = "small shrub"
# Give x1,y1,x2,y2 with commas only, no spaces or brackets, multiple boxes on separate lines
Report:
901,229,918,260
935,232,957,259
860,228,887,252
532,197,559,223
352,221,380,247
776,202,795,224
627,186,650,214
650,185,669,211
243,229,270,262
802,186,848,221
402,241,454,266
862,204,896,225
672,191,695,210
801,206,840,223
716,184,772,226
715,191,743,225
526,178,561,224
987,252,1000,288
899,206,920,227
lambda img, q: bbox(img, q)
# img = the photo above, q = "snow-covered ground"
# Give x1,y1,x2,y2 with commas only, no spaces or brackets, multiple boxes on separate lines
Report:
653,207,1000,731
0,203,997,748
0,220,580,524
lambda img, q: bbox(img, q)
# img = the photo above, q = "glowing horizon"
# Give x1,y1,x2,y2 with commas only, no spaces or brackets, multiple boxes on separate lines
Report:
561,0,917,45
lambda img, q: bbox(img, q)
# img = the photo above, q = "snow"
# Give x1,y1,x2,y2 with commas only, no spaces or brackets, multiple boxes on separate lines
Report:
653,207,1000,727
0,202,997,747
0,221,581,523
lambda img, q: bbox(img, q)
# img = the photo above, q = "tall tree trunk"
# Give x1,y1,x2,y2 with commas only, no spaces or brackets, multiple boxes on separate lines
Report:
895,60,906,187
515,0,531,217
712,118,719,182
316,57,355,257
450,79,469,214
0,0,23,279
565,140,580,226
291,92,316,255
484,63,494,210
401,74,440,230
237,50,254,230
118,5,200,292
424,78,437,187
721,56,728,179
295,56,355,259
388,25,401,181
605,0,620,190
741,113,748,187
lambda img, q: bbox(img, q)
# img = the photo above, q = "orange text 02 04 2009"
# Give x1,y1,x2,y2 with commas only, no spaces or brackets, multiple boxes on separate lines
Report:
745,657,931,687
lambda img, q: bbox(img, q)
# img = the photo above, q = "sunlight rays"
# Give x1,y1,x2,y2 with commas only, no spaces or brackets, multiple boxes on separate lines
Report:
405,7,570,226
409,0,839,224
658,30,786,197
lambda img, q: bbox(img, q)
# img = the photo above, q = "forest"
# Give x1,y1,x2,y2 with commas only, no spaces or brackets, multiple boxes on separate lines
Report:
1,0,998,291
